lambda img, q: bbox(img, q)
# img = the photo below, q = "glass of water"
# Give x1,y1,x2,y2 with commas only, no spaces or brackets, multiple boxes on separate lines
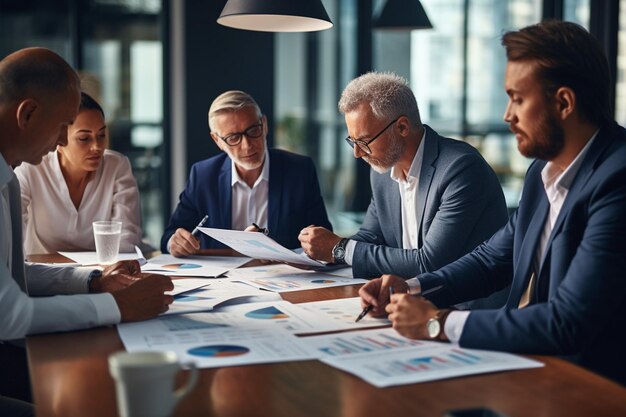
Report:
93,221,122,264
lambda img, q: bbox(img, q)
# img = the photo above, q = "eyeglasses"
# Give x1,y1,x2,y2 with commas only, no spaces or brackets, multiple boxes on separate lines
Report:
344,117,399,155
213,118,264,146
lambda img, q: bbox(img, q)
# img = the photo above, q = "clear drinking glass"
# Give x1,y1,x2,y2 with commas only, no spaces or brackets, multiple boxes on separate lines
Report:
93,221,122,264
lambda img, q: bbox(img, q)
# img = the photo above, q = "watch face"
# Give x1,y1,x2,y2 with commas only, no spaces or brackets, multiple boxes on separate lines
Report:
427,318,441,339
333,244,345,261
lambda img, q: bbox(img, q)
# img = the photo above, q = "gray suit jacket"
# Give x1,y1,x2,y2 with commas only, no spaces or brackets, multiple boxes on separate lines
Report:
351,125,509,308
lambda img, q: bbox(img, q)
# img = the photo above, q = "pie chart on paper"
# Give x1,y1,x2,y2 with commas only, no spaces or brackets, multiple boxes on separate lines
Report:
187,345,250,358
311,279,336,284
244,306,289,319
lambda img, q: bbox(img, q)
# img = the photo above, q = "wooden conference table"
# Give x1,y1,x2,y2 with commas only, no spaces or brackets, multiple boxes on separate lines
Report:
26,252,626,417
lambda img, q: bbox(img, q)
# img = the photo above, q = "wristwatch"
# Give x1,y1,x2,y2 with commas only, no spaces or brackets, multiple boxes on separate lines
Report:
426,309,451,340
331,238,349,264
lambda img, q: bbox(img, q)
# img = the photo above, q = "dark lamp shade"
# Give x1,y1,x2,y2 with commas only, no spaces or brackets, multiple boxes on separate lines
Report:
374,0,433,31
217,0,333,32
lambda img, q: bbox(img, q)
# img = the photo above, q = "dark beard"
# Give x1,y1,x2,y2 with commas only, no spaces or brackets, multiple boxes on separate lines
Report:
518,111,565,161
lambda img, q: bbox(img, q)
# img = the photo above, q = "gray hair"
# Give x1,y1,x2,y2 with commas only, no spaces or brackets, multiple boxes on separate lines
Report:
208,90,262,131
338,72,421,126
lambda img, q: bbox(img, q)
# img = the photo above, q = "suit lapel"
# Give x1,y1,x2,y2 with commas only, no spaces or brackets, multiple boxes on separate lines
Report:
267,150,282,235
543,128,611,251
535,126,613,298
218,157,232,228
416,126,437,246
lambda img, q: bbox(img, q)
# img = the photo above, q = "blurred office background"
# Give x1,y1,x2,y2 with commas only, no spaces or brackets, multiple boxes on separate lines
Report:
0,0,624,247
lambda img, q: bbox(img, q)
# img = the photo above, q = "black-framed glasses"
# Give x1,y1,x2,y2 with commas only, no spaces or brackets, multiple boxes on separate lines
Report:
213,118,264,146
344,117,399,155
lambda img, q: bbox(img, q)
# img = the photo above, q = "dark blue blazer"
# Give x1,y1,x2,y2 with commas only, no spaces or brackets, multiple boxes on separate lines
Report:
161,149,332,251
419,123,626,384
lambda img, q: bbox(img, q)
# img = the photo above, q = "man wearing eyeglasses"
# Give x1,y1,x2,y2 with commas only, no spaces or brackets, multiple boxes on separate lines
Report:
162,90,332,256
299,72,508,308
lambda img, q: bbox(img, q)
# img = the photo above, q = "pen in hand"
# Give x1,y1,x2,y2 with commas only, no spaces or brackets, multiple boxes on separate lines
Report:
356,286,395,323
355,305,372,323
355,284,444,323
252,222,269,235
191,215,209,237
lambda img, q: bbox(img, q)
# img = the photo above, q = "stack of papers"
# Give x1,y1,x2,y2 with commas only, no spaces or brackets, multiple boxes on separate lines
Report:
165,280,281,316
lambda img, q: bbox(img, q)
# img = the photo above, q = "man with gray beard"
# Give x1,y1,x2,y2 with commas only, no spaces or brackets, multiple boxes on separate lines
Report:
299,72,509,309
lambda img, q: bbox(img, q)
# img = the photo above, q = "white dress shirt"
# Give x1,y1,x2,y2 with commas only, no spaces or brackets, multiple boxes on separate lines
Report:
230,151,269,231
438,131,600,342
14,149,142,255
0,152,119,340
345,130,426,264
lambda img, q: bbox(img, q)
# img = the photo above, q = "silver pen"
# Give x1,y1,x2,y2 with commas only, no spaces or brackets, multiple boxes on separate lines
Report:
191,215,209,237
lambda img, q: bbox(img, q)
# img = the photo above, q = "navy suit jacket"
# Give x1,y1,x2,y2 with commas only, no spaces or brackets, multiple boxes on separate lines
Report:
420,123,626,384
161,149,332,251
352,125,509,308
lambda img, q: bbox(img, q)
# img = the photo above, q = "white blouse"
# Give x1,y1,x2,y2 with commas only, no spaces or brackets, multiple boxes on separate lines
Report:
15,149,142,255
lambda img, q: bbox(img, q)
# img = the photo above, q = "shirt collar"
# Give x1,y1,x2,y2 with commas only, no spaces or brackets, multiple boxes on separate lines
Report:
391,127,426,184
0,152,13,188
541,129,599,193
231,149,270,188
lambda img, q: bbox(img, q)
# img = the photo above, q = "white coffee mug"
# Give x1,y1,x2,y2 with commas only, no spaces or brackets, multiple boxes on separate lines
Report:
108,351,198,417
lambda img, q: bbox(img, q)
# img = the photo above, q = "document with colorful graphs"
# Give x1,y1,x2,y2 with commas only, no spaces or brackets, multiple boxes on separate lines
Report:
118,314,313,368
226,264,365,292
303,328,544,387
197,227,325,267
141,254,250,277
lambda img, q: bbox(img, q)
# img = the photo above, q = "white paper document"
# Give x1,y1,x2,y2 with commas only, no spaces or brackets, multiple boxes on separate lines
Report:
197,227,324,267
168,278,212,296
141,254,250,277
215,300,351,334
302,328,543,387
59,245,145,266
117,314,314,368
165,280,281,315
297,297,391,330
226,264,365,293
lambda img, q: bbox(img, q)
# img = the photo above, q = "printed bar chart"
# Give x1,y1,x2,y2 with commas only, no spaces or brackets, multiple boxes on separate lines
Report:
316,331,424,356
366,349,485,377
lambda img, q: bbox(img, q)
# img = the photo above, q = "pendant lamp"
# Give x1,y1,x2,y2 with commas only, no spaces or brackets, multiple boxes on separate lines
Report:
217,0,333,32
374,0,433,31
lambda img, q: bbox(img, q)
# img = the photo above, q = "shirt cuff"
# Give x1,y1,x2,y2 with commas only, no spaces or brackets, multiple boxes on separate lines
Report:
444,310,471,343
69,267,98,294
406,277,421,294
91,292,122,325
344,240,357,265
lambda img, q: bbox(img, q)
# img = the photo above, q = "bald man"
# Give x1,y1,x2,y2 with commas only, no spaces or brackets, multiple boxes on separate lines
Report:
0,47,173,414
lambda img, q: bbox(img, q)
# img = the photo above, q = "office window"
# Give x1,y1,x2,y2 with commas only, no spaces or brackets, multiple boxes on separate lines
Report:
275,0,624,225
563,0,590,27
378,0,541,207
0,0,166,248
275,0,363,234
